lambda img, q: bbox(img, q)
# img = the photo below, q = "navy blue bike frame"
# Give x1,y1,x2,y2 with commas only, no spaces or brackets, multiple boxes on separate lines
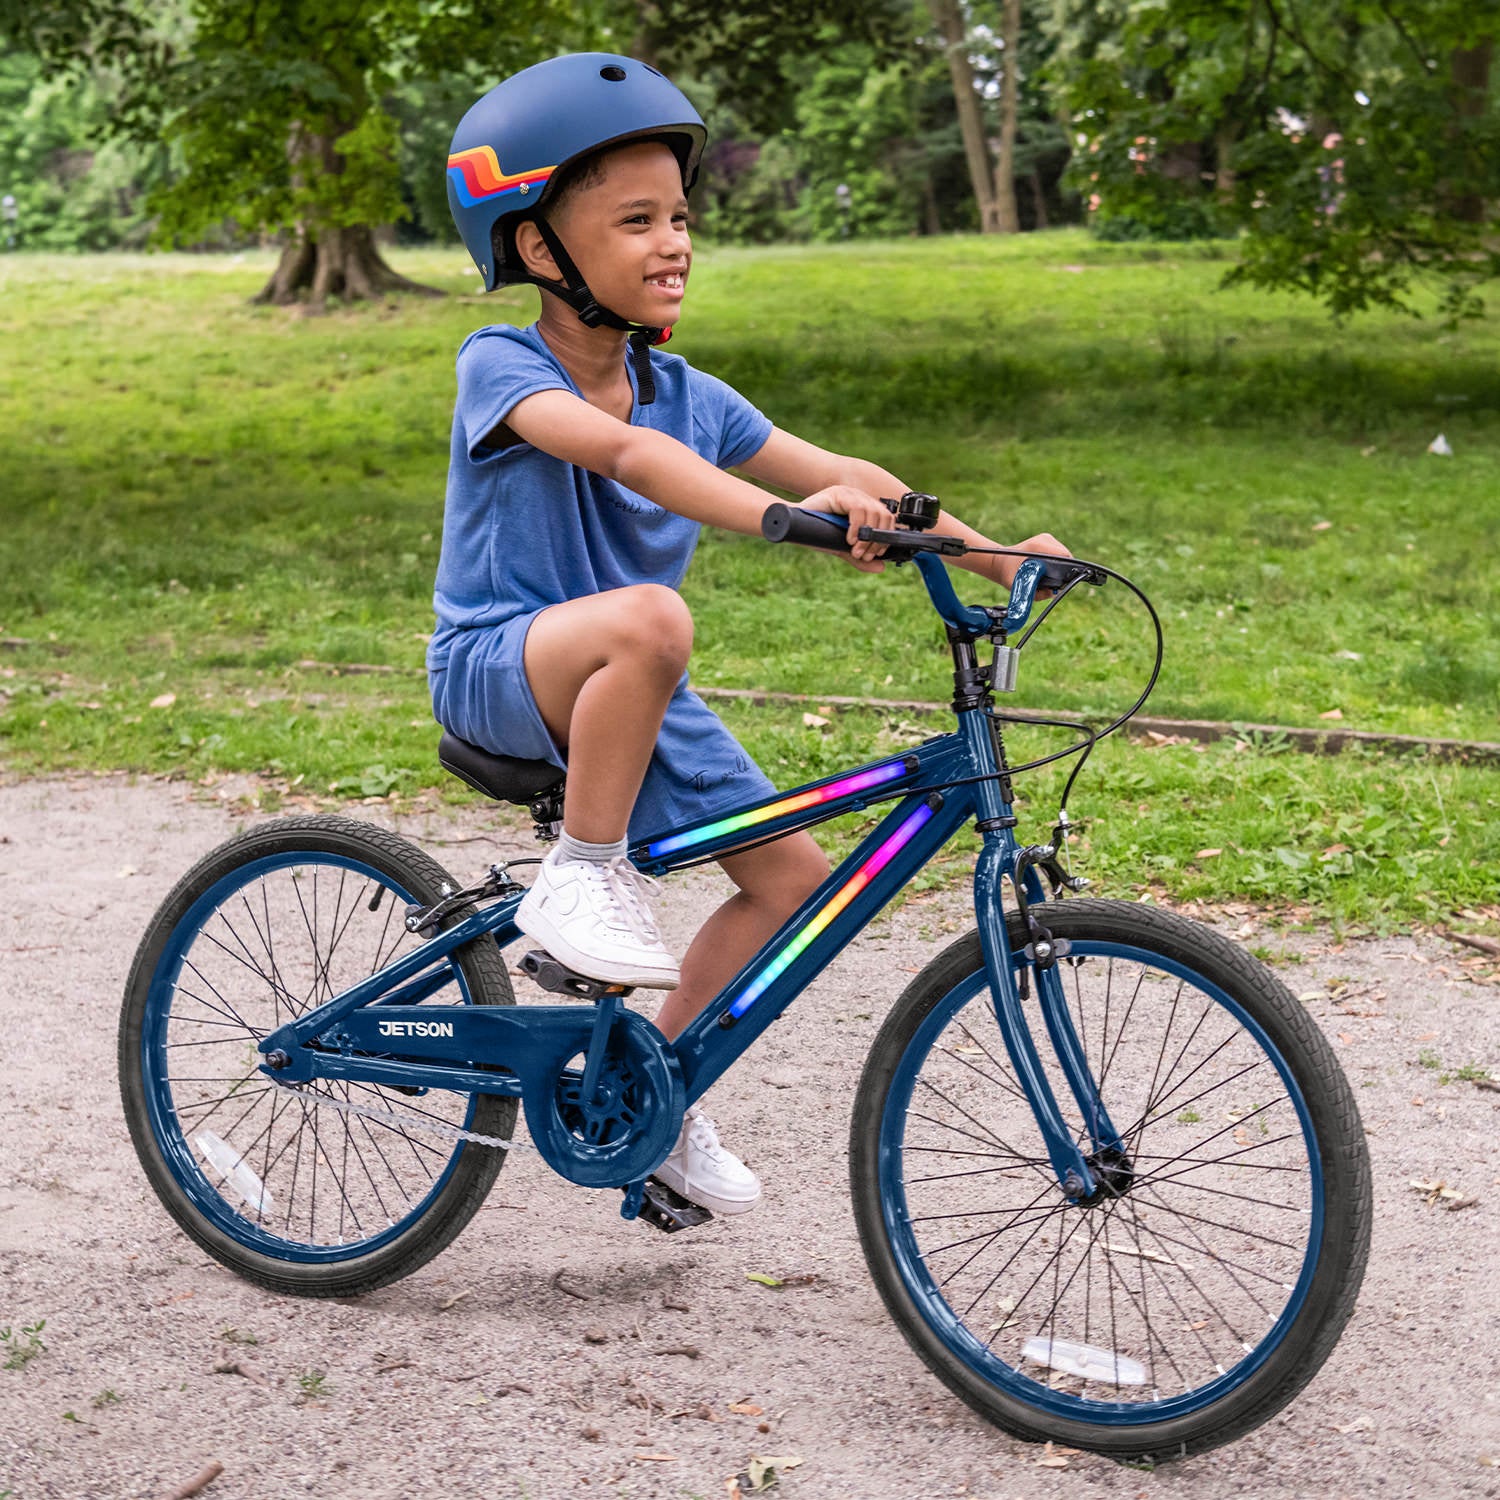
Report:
258,556,1114,1199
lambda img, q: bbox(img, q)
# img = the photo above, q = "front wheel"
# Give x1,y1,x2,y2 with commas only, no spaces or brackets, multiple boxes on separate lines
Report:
850,899,1370,1459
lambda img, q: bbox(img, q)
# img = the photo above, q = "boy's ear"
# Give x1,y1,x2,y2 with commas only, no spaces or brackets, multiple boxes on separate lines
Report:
513,219,560,282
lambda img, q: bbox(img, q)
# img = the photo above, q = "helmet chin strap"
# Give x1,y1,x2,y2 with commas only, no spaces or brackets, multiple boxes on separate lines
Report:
531,218,668,405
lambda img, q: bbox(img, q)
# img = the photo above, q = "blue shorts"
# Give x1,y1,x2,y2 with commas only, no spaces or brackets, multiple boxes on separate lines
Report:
429,608,777,844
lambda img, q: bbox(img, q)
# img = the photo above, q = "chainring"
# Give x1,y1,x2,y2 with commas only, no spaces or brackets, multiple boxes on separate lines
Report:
520,1011,684,1188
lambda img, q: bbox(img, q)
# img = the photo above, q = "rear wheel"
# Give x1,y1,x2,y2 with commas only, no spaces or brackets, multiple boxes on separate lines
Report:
851,900,1370,1458
119,815,516,1297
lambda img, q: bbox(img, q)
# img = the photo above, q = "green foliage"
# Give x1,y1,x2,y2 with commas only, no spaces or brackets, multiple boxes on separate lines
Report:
1052,0,1500,314
0,54,166,251
1,1321,46,1371
18,1,578,250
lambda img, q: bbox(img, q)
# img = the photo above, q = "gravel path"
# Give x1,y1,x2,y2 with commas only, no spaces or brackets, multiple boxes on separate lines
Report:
1,774,1496,1500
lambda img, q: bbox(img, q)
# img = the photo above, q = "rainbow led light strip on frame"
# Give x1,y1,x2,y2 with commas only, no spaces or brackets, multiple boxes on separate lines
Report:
725,800,937,1020
645,759,912,860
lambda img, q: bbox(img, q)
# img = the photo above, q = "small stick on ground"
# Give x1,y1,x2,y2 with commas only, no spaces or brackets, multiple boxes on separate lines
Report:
1438,927,1500,958
552,1269,593,1300
157,1460,224,1500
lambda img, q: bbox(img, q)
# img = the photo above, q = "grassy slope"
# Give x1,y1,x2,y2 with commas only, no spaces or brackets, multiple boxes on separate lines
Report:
0,235,1495,927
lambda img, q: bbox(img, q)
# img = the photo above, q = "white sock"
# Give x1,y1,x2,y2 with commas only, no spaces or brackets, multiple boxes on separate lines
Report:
557,830,628,865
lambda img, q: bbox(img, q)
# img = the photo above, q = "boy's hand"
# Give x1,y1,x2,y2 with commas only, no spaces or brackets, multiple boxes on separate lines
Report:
796,487,893,572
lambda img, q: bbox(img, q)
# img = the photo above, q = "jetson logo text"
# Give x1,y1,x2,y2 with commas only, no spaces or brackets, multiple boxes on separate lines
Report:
377,1020,455,1038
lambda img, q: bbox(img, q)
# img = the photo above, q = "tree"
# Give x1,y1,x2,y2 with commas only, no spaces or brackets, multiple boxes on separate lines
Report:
924,0,1062,233
9,0,572,305
1053,0,1500,315
928,0,1001,230
992,0,1022,232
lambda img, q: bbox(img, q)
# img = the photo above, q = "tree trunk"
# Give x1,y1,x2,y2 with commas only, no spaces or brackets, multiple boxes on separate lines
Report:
992,0,1022,233
251,129,443,307
1447,38,1492,223
631,0,662,68
1214,122,1238,203
922,171,942,235
926,0,998,231
1029,170,1049,229
252,224,443,307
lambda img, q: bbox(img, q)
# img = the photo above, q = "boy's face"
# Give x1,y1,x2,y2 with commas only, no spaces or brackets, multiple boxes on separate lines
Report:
548,141,691,328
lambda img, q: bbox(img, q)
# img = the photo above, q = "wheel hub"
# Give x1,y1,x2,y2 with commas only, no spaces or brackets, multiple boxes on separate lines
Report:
1078,1146,1135,1206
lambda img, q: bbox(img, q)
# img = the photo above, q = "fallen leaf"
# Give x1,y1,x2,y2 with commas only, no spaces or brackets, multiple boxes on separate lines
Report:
728,1401,764,1417
1311,520,1334,531
461,1394,489,1407
438,1290,470,1311
801,712,830,730
1337,1032,1354,1045
149,691,176,709
634,1452,678,1463
744,1455,803,1491
1036,1441,1071,1468
745,1273,782,1289
1318,707,1344,720
1195,848,1222,859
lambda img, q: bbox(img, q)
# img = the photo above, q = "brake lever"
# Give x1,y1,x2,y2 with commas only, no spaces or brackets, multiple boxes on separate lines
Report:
854,525,968,560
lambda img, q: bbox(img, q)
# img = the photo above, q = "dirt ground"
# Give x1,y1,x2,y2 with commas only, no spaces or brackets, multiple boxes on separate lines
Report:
1,772,1497,1500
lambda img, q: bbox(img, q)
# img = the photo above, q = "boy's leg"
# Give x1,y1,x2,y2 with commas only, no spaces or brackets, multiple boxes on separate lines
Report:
522,583,693,840
648,831,829,1215
515,585,693,987
652,832,830,1039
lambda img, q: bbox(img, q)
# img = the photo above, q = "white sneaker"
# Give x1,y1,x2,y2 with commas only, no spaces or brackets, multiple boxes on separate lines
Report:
515,849,681,990
652,1104,761,1216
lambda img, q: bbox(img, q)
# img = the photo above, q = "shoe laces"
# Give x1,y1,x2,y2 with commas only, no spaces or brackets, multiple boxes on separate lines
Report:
682,1103,731,1163
579,855,663,946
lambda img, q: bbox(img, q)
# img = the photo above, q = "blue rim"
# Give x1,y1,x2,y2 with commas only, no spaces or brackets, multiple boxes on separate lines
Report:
140,850,479,1264
878,941,1325,1425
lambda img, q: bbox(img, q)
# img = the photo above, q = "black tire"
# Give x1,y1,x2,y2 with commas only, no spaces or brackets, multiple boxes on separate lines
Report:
119,815,516,1298
850,899,1371,1459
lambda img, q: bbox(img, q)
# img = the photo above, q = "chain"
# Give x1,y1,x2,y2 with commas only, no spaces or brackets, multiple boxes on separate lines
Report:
269,1077,530,1153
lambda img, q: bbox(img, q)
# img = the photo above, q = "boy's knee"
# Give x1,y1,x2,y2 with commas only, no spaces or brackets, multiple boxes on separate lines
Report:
614,584,693,668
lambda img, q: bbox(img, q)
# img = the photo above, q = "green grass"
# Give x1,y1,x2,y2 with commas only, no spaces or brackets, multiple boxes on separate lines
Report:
1,233,1496,926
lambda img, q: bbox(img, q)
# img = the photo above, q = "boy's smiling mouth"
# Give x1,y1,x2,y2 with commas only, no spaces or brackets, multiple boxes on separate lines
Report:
647,270,686,291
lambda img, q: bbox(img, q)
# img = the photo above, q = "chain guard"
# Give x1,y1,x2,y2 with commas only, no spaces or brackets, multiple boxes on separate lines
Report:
520,1010,684,1188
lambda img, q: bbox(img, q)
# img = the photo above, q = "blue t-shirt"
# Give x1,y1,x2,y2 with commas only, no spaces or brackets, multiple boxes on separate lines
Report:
427,322,773,666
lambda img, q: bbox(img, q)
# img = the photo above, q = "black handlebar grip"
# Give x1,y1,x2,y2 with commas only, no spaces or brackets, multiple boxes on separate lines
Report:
761,503,854,553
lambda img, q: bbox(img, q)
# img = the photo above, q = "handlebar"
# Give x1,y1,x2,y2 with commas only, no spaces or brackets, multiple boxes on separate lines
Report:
759,501,1106,638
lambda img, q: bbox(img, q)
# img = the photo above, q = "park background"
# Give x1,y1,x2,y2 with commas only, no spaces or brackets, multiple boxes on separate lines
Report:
1,0,1497,939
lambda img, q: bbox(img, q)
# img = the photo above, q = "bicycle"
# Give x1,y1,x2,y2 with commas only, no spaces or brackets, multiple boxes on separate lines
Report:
119,494,1371,1460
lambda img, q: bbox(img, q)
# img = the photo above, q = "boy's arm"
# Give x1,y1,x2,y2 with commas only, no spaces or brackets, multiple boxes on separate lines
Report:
502,390,890,568
733,427,909,505
737,427,1071,590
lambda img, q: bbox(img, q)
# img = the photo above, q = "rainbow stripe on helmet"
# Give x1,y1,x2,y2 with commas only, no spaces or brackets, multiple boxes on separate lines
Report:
447,145,555,207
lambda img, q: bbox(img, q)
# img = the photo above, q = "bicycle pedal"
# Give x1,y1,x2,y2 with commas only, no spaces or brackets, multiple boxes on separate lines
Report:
518,950,633,1001
636,1176,714,1233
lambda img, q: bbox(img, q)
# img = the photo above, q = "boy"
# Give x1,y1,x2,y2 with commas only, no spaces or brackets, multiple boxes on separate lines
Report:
434,54,1069,1216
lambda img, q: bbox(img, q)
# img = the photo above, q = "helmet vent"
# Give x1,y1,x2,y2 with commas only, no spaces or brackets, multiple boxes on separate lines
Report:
599,64,627,81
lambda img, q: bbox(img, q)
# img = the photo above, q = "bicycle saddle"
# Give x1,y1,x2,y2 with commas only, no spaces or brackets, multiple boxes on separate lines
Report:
437,731,564,805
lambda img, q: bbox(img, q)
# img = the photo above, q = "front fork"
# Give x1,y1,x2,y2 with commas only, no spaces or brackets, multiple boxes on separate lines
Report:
972,834,1124,1201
